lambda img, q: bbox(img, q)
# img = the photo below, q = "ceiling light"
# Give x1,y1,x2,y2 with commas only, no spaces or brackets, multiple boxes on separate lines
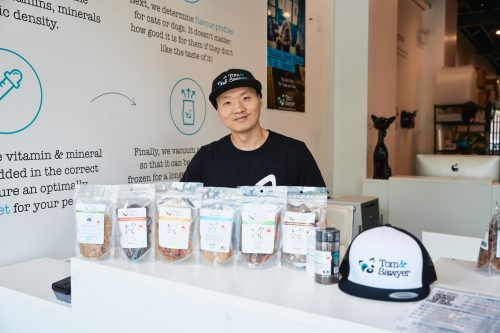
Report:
496,29,500,36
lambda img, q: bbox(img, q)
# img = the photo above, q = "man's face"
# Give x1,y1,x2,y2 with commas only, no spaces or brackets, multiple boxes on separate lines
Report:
216,87,262,135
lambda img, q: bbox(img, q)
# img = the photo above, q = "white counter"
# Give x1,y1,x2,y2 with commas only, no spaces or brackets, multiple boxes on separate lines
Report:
433,258,500,297
71,257,500,333
1,256,498,333
0,257,71,333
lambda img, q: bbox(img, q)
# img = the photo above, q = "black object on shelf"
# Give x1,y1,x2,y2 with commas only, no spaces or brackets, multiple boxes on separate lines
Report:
434,103,489,155
52,276,71,303
371,115,396,179
400,110,416,128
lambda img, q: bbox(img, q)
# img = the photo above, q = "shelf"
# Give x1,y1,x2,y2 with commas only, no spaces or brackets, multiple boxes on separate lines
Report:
434,104,489,155
435,121,486,125
435,150,488,155
435,149,459,154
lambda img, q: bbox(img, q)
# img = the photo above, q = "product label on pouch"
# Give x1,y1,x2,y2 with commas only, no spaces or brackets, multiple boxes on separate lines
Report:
158,206,192,249
241,204,277,254
199,208,234,253
282,211,315,254
76,203,106,244
117,207,147,248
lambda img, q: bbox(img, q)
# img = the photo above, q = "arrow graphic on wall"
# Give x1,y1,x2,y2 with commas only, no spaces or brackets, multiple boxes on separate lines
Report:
90,92,136,106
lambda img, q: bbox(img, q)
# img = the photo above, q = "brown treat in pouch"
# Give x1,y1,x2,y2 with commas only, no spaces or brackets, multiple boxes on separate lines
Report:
477,219,500,271
243,252,275,265
490,224,500,270
119,204,153,261
156,215,194,262
79,215,112,259
282,201,325,269
201,249,233,265
282,253,307,268
158,245,192,261
241,214,280,266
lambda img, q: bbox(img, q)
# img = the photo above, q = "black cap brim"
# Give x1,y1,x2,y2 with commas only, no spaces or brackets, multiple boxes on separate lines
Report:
338,278,431,302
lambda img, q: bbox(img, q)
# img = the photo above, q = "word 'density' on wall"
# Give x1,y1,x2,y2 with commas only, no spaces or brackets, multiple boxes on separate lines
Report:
0,0,101,32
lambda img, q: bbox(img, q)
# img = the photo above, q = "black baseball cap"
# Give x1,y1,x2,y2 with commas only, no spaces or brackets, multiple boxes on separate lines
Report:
209,69,262,109
338,225,437,302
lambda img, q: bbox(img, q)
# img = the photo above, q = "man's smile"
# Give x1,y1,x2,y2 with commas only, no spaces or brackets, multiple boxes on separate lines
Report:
233,114,249,122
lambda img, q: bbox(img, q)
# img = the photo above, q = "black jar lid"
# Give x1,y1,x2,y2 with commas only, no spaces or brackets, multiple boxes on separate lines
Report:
316,227,340,242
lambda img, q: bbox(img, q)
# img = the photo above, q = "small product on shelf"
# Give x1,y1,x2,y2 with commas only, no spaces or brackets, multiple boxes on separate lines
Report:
74,184,117,259
115,184,155,262
239,186,287,269
281,186,328,270
155,182,202,263
477,203,500,275
199,187,242,266
314,227,340,284
434,103,488,154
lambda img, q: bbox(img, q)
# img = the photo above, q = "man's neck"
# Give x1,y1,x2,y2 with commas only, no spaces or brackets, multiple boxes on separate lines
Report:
230,127,269,151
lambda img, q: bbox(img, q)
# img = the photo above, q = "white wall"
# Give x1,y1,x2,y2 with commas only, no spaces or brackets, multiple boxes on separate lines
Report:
331,0,369,196
365,0,437,177
366,0,398,179
0,0,336,266
3,0,479,265
418,0,447,154
394,0,424,175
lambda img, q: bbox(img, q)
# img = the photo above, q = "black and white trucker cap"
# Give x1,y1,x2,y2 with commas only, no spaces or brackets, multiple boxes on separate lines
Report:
209,68,262,109
339,225,437,302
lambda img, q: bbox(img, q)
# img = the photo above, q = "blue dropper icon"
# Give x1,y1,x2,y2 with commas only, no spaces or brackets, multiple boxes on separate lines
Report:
0,69,23,101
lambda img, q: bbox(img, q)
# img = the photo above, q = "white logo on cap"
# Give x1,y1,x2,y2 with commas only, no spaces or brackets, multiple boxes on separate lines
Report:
218,73,249,87
217,78,227,86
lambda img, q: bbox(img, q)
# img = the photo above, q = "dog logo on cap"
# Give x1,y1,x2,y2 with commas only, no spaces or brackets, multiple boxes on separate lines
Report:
217,76,228,86
359,258,375,273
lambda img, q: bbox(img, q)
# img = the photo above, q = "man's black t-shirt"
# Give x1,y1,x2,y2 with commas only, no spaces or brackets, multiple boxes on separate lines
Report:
180,131,326,187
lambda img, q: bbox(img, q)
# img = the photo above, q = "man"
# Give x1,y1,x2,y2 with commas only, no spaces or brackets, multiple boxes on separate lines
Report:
180,68,326,188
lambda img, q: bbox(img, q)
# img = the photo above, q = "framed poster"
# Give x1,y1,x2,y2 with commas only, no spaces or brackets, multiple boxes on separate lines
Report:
266,0,305,112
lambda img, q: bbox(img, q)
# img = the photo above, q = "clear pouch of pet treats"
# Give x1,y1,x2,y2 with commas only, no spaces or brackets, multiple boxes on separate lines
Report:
155,181,202,263
476,202,500,276
74,184,117,260
115,184,155,263
199,187,242,267
238,186,287,269
281,186,328,270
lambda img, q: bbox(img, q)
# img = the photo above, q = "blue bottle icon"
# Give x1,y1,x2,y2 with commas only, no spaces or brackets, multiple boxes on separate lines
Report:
181,88,195,125
0,69,23,101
